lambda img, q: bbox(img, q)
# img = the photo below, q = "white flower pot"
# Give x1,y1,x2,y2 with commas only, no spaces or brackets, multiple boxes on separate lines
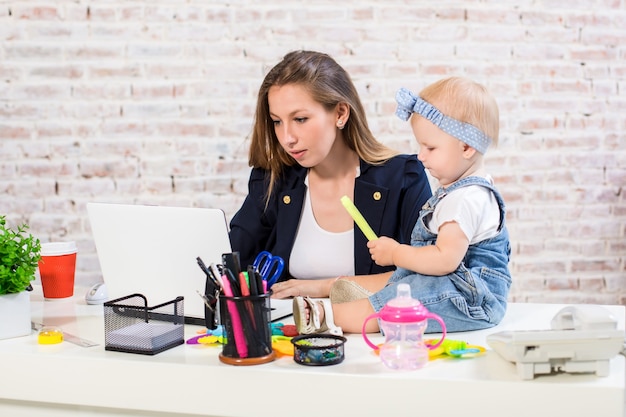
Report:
0,291,32,340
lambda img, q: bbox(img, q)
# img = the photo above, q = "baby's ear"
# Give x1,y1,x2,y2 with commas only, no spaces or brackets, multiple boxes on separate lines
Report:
461,142,478,159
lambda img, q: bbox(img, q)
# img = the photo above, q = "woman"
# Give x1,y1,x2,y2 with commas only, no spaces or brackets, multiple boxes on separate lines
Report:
229,50,432,299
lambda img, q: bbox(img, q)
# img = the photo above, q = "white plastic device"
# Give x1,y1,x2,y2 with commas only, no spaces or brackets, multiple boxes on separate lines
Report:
85,282,108,305
486,305,624,380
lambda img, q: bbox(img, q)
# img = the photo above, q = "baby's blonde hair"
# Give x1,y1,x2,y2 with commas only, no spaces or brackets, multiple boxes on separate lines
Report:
419,77,499,146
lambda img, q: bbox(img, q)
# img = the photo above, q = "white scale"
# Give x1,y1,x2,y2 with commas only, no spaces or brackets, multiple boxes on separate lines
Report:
487,305,625,380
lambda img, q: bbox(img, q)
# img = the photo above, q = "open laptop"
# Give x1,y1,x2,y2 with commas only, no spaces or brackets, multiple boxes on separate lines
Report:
86,203,293,325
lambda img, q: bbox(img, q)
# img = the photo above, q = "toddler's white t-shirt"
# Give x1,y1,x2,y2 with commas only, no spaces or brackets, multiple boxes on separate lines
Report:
426,176,500,244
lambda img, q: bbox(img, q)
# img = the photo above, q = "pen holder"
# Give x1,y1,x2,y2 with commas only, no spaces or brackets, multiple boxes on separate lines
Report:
218,292,276,365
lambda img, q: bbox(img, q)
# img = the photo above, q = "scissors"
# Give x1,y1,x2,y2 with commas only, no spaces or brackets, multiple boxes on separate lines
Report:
252,251,285,289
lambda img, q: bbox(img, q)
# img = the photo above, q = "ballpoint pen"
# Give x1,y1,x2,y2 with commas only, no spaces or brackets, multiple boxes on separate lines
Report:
197,257,221,288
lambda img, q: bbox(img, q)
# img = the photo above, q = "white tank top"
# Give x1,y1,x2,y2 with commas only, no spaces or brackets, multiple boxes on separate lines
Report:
289,177,355,280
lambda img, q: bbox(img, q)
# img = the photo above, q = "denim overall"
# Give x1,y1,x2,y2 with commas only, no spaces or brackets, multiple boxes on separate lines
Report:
370,176,512,333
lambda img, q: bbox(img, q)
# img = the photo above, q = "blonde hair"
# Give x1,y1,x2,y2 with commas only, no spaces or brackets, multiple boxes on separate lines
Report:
249,50,398,200
419,77,499,146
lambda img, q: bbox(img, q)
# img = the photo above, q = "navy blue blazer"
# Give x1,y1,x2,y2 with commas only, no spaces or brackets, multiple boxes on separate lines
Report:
229,154,432,281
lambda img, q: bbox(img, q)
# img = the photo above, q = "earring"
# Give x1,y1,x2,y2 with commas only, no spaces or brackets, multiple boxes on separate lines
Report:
337,120,344,130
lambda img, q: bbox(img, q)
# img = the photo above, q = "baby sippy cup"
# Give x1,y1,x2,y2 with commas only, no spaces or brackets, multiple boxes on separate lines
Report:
362,283,446,370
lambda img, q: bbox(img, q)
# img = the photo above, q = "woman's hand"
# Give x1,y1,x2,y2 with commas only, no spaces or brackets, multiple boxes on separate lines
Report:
270,278,336,299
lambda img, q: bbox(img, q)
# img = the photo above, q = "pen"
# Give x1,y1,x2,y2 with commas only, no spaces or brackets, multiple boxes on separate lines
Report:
197,256,221,289
255,270,266,294
246,264,261,324
340,195,378,241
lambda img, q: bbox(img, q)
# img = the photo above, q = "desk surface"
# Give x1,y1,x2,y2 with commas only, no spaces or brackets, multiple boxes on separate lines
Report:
0,286,624,417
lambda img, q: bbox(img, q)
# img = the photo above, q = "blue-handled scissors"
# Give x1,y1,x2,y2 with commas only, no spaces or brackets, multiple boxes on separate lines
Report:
253,251,285,289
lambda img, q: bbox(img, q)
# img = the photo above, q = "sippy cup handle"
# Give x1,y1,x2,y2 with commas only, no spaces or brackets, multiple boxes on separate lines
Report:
361,312,448,351
424,313,447,350
361,313,381,350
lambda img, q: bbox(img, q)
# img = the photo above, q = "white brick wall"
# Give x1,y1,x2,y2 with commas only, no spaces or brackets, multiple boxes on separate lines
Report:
1,1,624,305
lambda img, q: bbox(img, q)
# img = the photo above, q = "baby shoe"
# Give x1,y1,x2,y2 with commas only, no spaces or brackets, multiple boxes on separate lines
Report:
329,278,373,304
293,296,342,336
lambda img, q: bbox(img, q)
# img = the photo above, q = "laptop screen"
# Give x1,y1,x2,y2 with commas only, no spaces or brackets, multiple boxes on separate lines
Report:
87,202,293,325
87,203,232,325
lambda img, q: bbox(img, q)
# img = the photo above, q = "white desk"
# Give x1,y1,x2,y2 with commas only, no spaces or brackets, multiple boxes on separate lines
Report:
0,286,624,417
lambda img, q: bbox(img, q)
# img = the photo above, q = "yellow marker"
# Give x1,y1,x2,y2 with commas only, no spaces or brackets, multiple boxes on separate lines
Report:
340,195,378,241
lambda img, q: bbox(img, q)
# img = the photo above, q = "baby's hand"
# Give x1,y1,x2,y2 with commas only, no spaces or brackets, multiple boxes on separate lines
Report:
367,236,400,266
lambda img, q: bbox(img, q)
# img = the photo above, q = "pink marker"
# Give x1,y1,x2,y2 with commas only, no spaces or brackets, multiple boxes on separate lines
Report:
221,275,248,358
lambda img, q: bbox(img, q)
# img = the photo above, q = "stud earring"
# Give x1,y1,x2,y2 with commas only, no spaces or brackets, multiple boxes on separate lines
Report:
337,120,344,129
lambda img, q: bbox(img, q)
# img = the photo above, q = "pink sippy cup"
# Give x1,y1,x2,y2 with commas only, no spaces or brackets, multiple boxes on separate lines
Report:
362,283,446,370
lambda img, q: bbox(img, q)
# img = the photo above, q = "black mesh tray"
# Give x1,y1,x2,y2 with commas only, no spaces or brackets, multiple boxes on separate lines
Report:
103,293,184,355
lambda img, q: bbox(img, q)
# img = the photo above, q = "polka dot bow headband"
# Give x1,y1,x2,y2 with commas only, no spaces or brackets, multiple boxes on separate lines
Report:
395,87,492,154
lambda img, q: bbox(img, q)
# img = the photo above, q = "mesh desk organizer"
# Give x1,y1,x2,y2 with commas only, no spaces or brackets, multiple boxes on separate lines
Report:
104,294,184,355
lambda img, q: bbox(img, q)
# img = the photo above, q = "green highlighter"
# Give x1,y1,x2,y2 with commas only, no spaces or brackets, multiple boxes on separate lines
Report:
340,195,378,241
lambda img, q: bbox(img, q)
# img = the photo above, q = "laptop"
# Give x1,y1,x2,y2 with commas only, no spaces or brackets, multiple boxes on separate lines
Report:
86,202,293,325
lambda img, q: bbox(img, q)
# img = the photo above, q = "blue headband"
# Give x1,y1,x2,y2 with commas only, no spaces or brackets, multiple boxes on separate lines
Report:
395,87,492,154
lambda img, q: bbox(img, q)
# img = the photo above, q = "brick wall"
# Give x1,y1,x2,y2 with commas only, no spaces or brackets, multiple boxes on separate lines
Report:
1,1,624,305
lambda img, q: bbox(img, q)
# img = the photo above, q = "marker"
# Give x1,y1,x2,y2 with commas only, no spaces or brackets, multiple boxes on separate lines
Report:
221,275,249,358
340,195,378,241
239,272,250,297
223,268,241,297
247,265,259,296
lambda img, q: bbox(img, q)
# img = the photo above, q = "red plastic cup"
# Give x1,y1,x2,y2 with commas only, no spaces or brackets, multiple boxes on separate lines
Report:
38,242,77,299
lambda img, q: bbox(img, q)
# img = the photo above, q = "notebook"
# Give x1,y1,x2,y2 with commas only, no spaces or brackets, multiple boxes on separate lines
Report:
86,202,293,325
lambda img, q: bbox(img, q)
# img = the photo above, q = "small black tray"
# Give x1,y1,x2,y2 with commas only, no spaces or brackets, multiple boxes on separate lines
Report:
103,293,184,355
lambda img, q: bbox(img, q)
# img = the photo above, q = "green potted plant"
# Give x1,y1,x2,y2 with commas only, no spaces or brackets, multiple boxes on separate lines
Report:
0,215,41,339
